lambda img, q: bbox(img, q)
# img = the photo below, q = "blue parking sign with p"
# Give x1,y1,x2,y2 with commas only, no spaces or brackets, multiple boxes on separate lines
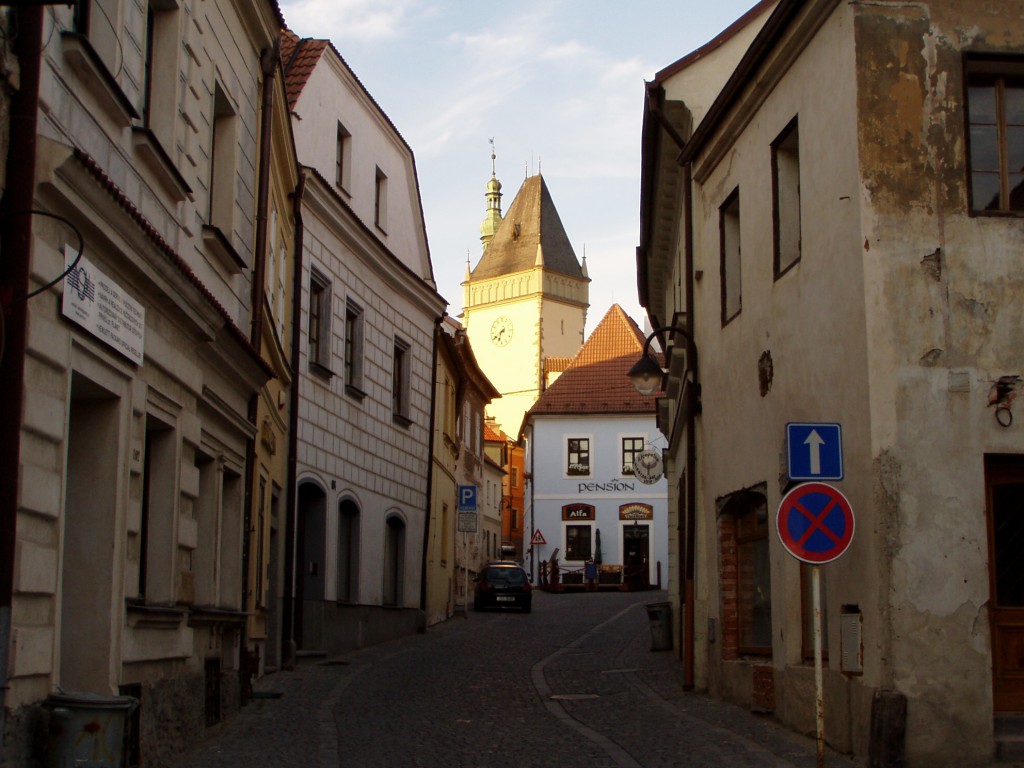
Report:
458,485,477,511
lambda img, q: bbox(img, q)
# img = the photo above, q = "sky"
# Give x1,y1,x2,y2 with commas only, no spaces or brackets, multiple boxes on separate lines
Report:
277,0,759,336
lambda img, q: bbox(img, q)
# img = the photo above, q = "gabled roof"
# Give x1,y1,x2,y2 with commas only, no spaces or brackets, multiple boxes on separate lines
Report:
484,422,506,443
525,305,661,421
280,29,326,110
470,174,584,281
651,0,778,84
280,28,412,155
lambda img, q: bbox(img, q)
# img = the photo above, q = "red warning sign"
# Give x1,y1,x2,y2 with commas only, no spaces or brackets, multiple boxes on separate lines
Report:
530,530,546,546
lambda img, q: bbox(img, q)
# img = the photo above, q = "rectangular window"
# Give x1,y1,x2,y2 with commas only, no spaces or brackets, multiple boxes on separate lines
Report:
737,497,772,654
621,436,645,476
344,299,364,395
720,189,741,325
565,525,592,562
210,82,238,234
511,467,519,488
374,166,388,232
75,0,120,75
143,2,180,147
392,337,411,424
308,271,332,375
967,60,1024,213
567,437,591,477
772,118,801,277
336,121,352,191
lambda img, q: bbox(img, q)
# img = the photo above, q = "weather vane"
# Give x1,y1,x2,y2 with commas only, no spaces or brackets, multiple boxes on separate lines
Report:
489,138,496,176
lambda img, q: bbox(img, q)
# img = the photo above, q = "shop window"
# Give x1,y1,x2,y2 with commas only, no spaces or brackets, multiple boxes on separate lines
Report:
566,525,592,561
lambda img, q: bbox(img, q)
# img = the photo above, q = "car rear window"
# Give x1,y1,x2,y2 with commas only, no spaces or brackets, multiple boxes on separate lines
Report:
487,567,526,585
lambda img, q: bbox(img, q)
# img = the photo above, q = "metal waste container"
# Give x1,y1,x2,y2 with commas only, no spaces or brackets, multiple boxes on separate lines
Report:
44,691,138,768
645,601,673,651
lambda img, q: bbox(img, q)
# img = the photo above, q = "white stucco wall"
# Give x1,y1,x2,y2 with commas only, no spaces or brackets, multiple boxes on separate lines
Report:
526,415,668,587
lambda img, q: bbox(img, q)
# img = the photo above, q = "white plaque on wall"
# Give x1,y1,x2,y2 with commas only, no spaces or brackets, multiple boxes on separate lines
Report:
62,244,145,365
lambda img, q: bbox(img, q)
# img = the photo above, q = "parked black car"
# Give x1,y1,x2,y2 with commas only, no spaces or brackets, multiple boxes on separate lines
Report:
473,562,532,612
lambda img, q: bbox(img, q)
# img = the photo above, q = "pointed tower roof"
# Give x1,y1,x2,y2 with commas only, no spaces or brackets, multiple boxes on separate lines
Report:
470,174,584,281
525,305,662,419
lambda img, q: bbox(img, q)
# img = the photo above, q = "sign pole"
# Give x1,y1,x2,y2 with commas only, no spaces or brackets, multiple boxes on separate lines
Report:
463,532,469,618
813,564,825,768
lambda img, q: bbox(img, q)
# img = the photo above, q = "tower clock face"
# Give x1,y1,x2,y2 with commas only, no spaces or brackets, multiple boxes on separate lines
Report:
490,316,513,347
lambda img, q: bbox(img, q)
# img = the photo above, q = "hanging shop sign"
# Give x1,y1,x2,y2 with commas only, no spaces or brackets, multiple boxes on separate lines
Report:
632,449,664,484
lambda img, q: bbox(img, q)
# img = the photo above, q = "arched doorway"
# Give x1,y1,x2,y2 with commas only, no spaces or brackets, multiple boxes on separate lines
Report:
383,515,405,607
296,481,326,650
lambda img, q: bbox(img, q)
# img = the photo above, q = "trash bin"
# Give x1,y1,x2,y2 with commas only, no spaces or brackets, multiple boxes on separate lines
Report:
645,601,673,651
43,691,138,768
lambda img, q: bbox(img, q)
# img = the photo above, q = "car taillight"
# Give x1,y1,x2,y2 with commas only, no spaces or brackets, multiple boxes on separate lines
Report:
477,581,490,592
523,581,532,593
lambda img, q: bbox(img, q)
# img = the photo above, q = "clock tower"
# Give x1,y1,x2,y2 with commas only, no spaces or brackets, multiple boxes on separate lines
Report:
463,166,590,437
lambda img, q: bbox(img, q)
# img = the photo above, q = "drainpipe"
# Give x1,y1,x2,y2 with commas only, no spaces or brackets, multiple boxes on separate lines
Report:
419,314,444,623
0,6,43,758
282,171,306,670
238,43,279,703
681,161,697,691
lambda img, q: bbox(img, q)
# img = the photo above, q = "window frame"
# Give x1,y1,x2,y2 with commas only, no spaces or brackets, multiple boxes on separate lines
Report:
621,436,645,477
336,121,352,193
344,299,365,398
566,436,591,477
307,269,333,378
209,81,238,236
374,166,389,233
965,57,1024,215
719,188,742,326
565,524,592,562
771,117,802,278
392,336,411,426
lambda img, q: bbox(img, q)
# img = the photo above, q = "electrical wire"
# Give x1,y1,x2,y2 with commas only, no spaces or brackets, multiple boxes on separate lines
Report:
0,209,85,367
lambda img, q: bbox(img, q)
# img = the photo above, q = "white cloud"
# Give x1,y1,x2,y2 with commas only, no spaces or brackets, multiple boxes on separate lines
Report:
281,0,424,41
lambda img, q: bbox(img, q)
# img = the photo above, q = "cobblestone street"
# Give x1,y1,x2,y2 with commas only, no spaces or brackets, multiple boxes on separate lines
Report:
176,590,859,768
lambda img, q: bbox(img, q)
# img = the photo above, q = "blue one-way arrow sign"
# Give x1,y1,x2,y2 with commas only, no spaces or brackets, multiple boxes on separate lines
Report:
787,423,843,481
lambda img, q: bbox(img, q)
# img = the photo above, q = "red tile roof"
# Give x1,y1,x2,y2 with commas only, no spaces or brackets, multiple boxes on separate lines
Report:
280,29,327,110
525,304,662,420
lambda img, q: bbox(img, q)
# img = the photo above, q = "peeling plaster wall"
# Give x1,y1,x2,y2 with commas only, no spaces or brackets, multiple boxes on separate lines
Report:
854,1,1024,764
689,1,881,754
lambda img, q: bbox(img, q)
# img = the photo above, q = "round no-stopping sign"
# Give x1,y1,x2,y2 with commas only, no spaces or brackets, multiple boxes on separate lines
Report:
776,482,854,564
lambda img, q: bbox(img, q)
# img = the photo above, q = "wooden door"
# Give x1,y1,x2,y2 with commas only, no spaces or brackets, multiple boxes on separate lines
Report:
987,455,1024,711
